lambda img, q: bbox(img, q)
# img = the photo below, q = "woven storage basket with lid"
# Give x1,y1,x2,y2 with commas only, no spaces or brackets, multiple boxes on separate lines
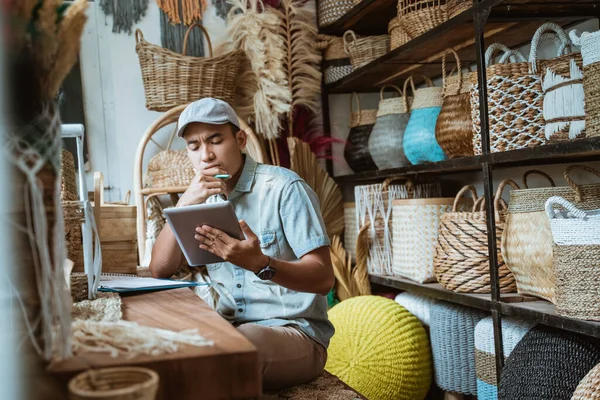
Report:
69,367,159,400
573,363,600,400
398,0,448,39
344,92,378,172
317,34,353,85
434,181,518,294
368,85,412,170
317,0,355,27
570,29,600,139
546,196,600,321
135,24,242,112
326,296,432,400
501,165,600,303
499,326,600,400
435,48,475,158
343,30,389,70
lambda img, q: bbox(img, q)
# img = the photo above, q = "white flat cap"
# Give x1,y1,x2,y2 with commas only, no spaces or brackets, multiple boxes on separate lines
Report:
177,98,240,137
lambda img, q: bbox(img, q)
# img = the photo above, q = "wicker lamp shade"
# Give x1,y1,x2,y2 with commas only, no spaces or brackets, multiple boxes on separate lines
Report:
326,296,432,400
499,326,600,400
573,363,600,400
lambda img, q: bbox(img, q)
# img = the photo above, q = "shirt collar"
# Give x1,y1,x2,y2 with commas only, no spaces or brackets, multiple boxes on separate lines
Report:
230,154,257,197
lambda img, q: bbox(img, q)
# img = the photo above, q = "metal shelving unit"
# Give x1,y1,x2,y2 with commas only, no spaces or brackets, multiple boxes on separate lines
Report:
319,0,600,388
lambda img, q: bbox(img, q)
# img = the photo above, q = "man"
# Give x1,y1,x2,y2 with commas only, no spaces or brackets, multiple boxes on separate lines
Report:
150,98,335,390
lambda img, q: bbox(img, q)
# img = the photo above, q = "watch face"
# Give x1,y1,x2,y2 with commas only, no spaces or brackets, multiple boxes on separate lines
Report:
258,267,275,280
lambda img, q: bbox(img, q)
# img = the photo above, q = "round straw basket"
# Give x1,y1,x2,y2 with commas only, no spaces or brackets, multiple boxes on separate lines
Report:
573,363,600,400
434,181,518,294
398,0,448,39
345,93,378,172
570,29,600,138
69,367,159,400
435,48,475,158
343,30,389,70
501,166,600,303
344,202,357,261
389,16,411,50
135,24,242,112
318,0,355,27
447,0,471,18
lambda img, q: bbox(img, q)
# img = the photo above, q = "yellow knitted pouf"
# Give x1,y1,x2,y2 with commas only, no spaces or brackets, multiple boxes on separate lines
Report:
326,295,432,400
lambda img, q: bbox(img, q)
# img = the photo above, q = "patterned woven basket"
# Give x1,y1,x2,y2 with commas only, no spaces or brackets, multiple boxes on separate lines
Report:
344,93,378,172
570,29,600,139
447,0,471,18
546,196,600,321
135,24,242,112
343,202,357,262
435,48,475,159
368,85,411,170
389,16,411,50
317,0,355,27
470,43,545,154
573,363,600,400
474,317,535,400
69,367,159,400
343,30,389,70
501,166,600,303
394,292,435,327
531,23,585,142
398,0,448,39
391,192,471,283
61,149,78,201
434,181,518,294
318,34,353,84
499,326,600,400
430,301,487,395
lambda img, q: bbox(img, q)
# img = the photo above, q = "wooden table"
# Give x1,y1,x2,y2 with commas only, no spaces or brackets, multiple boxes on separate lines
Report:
49,288,261,399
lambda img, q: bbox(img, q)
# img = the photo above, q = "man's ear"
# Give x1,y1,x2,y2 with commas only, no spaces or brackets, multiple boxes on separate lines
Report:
236,128,247,151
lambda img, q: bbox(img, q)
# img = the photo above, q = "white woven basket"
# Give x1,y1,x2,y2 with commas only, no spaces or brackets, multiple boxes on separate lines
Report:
546,196,600,245
394,292,435,326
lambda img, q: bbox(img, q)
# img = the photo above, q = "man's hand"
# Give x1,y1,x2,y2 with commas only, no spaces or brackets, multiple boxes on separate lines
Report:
195,220,269,273
177,167,228,207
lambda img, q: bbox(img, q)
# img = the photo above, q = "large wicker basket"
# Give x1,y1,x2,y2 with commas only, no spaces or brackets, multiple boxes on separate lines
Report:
135,24,242,112
571,29,600,139
398,0,448,39
343,30,389,70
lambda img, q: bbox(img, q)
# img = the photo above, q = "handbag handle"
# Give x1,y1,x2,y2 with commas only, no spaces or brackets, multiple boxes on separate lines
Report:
380,85,403,101
494,179,520,212
442,48,463,97
452,185,478,212
135,29,145,45
350,92,362,125
402,75,433,110
343,30,358,54
529,22,572,75
564,165,600,203
473,196,509,212
545,195,589,220
522,170,556,188
381,176,409,192
182,23,213,57
485,43,527,66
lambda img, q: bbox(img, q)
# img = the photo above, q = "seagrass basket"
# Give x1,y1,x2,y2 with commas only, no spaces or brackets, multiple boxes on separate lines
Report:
343,30,389,70
398,0,448,39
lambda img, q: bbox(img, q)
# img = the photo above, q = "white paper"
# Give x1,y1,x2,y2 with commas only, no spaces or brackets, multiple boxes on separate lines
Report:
99,275,196,290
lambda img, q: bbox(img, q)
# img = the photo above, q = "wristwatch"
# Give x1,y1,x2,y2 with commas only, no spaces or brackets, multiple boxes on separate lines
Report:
255,256,276,280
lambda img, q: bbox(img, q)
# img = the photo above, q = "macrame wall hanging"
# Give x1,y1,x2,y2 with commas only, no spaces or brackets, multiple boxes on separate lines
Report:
99,0,149,34
159,0,205,57
158,0,208,25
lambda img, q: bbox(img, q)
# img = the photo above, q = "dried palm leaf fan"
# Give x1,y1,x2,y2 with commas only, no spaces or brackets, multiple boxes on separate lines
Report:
330,235,355,301
288,137,343,238
354,223,372,296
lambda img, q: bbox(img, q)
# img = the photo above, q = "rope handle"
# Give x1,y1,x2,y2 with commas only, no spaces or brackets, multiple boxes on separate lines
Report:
452,185,478,212
498,49,527,64
545,195,589,220
343,30,358,54
380,85,403,101
522,170,555,188
349,92,361,125
486,43,526,66
315,34,331,51
494,179,520,212
182,23,213,57
135,29,144,44
381,176,409,192
402,75,433,110
442,48,462,97
474,196,509,212
564,165,600,203
529,23,572,74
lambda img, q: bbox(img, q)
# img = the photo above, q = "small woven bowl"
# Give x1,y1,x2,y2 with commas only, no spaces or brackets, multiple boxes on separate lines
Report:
69,367,159,400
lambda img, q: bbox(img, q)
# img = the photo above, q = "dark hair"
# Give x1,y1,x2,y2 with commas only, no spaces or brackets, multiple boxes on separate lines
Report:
228,122,240,135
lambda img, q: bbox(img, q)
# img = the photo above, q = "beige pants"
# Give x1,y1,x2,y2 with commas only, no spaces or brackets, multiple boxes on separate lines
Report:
236,323,327,391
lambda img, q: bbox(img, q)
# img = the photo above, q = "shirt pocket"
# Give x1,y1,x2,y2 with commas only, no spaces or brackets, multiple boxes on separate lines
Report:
258,230,280,259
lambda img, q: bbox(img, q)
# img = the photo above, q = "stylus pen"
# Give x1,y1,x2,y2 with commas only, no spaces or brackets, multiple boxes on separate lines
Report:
215,174,230,201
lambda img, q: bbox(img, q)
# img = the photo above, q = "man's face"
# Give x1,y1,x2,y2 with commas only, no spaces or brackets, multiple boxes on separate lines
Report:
183,122,247,176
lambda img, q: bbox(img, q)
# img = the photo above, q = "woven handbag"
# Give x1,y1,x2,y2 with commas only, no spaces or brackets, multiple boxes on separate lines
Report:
317,34,353,85
344,93,378,172
388,16,411,50
135,24,243,112
434,181,518,294
435,48,475,158
343,30,389,70
502,165,600,303
403,76,447,164
368,85,412,170
570,29,600,139
398,0,448,39
530,22,585,142
546,196,600,321
317,0,355,27
470,43,545,154
573,363,600,400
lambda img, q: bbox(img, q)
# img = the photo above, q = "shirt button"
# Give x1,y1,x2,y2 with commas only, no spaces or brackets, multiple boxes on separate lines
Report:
238,308,243,313
236,284,242,288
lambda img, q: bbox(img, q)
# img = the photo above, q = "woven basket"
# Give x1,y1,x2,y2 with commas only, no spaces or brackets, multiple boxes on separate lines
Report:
398,0,448,39
499,326,600,400
343,30,389,70
471,43,545,154
394,292,435,327
530,23,585,142
391,192,471,283
368,85,411,170
571,29,600,139
435,48,475,158
343,202,357,261
61,149,78,201
501,166,600,303
573,363,600,400
319,34,353,84
435,181,518,294
64,200,85,270
447,0,471,18
546,196,600,321
344,93,378,172
430,301,487,395
389,16,411,50
135,24,242,112
317,0,355,27
403,75,446,164
69,367,159,400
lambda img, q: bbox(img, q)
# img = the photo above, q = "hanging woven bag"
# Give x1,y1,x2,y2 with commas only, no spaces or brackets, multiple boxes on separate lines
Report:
344,92,378,172
570,28,600,138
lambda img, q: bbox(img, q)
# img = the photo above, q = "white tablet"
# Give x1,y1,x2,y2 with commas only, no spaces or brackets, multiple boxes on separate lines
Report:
163,201,244,266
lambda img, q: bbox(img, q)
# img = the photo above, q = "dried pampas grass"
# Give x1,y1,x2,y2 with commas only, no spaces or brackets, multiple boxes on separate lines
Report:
288,137,343,238
330,235,354,301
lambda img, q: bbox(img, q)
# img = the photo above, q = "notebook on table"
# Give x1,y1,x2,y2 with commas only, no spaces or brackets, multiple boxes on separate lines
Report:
98,273,207,293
